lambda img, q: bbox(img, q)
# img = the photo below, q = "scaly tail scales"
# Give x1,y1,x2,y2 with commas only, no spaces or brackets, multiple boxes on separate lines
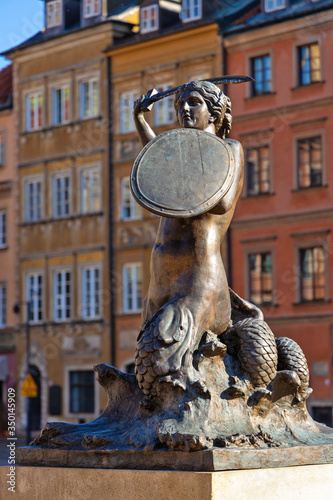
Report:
225,318,278,388
135,302,194,398
275,337,310,398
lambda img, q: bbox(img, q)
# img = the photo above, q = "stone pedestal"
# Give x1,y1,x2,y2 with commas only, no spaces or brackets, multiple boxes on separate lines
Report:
1,464,333,500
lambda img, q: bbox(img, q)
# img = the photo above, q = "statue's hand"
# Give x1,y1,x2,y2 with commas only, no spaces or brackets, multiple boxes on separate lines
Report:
133,95,147,119
133,88,159,118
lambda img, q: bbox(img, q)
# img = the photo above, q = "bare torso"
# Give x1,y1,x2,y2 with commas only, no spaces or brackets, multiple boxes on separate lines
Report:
142,139,244,343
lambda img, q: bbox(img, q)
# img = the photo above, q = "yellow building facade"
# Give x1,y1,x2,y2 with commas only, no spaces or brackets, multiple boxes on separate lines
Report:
6,8,132,432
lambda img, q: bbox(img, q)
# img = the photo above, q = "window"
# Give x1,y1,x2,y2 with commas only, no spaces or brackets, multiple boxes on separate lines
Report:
24,178,42,222
0,211,6,248
0,284,6,328
141,5,159,33
47,0,62,28
81,266,100,319
52,85,70,125
264,0,286,12
120,92,137,134
181,0,202,22
154,84,174,126
248,252,273,305
251,55,272,96
246,145,270,196
121,177,141,220
26,92,43,131
79,78,98,119
80,167,101,214
53,270,71,321
26,273,43,323
299,247,325,302
123,263,142,313
298,43,321,86
69,370,95,413
84,0,101,18
52,173,70,218
297,136,322,188
312,407,332,428
0,132,5,165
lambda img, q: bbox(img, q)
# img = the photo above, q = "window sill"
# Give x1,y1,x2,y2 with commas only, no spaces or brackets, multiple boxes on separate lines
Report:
0,245,8,250
121,309,142,316
140,27,159,35
21,211,104,226
291,81,325,91
182,16,202,24
120,216,143,222
242,191,275,199
20,116,104,137
245,91,276,101
292,299,331,306
253,302,279,308
291,184,328,192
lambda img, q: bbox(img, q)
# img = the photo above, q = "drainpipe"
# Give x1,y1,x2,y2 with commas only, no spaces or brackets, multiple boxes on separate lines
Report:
221,36,232,288
107,55,116,367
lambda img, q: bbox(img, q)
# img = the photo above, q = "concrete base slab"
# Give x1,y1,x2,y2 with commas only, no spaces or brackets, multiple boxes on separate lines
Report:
16,443,333,471
1,464,333,500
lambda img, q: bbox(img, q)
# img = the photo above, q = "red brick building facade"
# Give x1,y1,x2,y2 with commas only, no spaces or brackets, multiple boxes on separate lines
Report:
226,3,333,425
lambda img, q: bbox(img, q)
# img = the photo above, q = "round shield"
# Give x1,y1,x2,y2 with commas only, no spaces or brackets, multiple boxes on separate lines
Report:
131,128,235,218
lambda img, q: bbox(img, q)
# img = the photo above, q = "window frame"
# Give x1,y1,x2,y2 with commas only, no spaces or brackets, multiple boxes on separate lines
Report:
25,91,43,132
53,268,72,322
263,0,286,13
52,84,71,126
140,5,159,34
80,263,101,320
79,77,99,119
46,0,62,28
122,262,143,313
154,83,174,126
181,0,202,23
245,144,272,197
119,91,138,134
120,177,142,221
297,42,322,87
293,130,325,190
64,365,99,418
0,210,6,248
299,246,326,303
26,271,44,324
79,165,101,214
250,54,272,96
247,251,274,306
292,234,330,305
51,171,71,218
23,176,43,223
0,130,6,166
0,283,6,328
83,0,101,18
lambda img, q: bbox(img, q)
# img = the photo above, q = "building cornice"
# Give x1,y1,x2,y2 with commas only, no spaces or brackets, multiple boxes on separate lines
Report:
233,96,333,124
232,208,333,230
6,22,115,65
224,11,333,52
107,21,218,57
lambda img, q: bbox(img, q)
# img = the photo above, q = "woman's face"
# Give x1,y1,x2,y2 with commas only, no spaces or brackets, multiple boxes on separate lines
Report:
176,88,213,131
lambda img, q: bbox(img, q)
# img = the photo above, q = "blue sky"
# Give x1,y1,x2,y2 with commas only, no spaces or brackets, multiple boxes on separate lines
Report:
0,0,44,70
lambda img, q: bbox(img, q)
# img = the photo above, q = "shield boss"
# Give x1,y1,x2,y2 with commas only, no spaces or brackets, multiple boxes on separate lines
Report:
131,128,235,218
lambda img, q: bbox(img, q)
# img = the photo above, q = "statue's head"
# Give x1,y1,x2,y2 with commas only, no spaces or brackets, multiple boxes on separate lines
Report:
174,80,232,139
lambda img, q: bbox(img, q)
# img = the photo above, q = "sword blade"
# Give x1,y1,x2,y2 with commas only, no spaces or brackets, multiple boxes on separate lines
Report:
139,75,254,111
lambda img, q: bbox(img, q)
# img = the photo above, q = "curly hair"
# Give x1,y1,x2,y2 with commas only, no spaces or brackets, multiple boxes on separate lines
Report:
174,80,232,139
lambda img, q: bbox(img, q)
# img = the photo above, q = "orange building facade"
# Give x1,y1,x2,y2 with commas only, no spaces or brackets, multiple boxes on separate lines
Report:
0,65,16,410
226,7,333,424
